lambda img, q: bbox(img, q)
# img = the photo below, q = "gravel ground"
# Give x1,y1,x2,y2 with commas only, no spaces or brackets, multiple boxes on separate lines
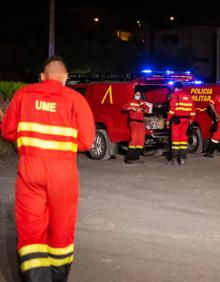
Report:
1,151,220,282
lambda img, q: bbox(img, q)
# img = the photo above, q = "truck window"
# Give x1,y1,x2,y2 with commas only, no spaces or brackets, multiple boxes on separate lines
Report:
136,85,172,116
135,85,172,103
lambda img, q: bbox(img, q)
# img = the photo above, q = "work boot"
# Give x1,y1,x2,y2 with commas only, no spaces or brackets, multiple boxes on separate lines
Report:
203,140,217,158
125,148,137,162
171,159,178,165
110,155,117,159
125,159,144,164
134,159,145,163
203,152,214,158
179,159,185,165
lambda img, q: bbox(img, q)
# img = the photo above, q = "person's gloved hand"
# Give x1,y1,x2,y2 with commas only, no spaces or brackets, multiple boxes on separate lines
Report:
166,120,170,128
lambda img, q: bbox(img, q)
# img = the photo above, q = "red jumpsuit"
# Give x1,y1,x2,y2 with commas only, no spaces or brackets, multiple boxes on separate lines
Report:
166,90,195,160
210,95,220,143
1,80,95,282
123,98,149,161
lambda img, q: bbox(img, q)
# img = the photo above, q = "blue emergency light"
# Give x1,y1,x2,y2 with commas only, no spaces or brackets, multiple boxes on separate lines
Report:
140,69,199,84
194,80,203,84
141,69,152,73
165,70,174,74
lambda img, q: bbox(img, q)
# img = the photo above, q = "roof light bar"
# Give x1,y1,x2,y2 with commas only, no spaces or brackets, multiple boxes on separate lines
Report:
139,69,197,83
166,70,174,74
141,69,152,73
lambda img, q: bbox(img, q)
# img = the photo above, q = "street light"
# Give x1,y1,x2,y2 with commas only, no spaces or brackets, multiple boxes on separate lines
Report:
136,20,141,28
93,17,100,23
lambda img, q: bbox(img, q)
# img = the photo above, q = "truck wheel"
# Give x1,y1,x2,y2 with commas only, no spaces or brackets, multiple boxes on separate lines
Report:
88,129,111,160
187,126,202,153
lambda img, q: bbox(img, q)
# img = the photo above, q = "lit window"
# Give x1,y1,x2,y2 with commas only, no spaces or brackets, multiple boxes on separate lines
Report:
116,30,131,41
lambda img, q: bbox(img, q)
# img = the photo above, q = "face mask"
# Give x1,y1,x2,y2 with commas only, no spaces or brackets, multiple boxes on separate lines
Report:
134,95,141,100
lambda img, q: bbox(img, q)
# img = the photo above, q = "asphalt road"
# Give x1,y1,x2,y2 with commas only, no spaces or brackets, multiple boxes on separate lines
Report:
1,151,220,282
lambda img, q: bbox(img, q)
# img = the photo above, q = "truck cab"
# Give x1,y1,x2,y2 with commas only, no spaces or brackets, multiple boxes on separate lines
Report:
67,71,216,160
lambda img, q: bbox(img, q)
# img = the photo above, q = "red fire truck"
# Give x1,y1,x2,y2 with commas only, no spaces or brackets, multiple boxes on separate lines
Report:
67,71,219,160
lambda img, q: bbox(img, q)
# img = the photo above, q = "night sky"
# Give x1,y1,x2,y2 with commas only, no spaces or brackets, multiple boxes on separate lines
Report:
0,1,220,81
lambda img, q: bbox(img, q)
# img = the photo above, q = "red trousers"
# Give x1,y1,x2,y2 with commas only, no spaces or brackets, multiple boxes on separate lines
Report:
129,121,145,148
171,118,190,159
212,121,220,143
16,155,79,281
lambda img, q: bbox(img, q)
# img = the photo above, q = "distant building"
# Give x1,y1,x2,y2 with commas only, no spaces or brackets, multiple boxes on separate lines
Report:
153,26,219,82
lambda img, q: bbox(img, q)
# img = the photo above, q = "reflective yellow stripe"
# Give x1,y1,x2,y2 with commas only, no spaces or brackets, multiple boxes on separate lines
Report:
19,244,48,257
190,113,196,116
172,146,180,149
49,255,73,267
18,122,78,138
172,145,188,149
172,141,187,145
211,138,219,144
195,107,206,111
48,244,74,256
19,243,74,257
176,102,192,106
175,107,192,111
169,110,175,114
21,258,50,272
17,137,78,152
130,103,139,106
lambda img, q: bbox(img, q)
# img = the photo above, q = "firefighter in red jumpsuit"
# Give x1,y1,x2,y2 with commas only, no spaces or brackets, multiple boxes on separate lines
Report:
203,95,220,157
166,82,195,165
123,90,149,163
1,56,95,282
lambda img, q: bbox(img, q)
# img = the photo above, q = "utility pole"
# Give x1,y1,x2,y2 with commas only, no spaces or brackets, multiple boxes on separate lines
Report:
48,0,55,57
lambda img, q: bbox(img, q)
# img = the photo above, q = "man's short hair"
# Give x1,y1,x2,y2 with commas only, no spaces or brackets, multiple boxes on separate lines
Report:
174,81,183,90
42,55,68,72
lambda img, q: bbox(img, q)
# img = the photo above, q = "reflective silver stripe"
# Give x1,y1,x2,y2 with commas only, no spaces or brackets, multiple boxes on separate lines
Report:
211,138,219,144
18,122,78,138
17,137,78,152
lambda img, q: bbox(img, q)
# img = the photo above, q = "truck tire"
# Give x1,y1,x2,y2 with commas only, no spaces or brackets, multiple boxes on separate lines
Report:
88,129,111,160
187,126,203,153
